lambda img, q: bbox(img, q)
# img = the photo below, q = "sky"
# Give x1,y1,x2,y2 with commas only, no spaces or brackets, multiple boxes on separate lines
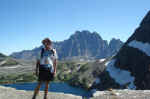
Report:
0,0,150,55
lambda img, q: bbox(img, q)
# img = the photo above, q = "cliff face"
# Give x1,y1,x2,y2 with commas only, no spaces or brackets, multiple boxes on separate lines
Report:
114,11,150,89
10,31,123,61
91,11,150,90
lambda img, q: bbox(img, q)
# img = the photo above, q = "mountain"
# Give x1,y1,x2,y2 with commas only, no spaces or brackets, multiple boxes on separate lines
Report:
90,11,150,90
0,53,6,58
108,38,123,56
10,30,123,60
0,53,19,66
10,47,42,61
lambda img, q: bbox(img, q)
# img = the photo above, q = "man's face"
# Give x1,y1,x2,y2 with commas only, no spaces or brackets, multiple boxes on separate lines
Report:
44,41,51,48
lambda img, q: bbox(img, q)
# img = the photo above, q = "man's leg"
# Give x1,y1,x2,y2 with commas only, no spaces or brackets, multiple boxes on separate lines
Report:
32,81,42,99
44,81,50,99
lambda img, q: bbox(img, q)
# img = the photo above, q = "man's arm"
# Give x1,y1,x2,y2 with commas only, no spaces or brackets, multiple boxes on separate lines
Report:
52,48,57,75
53,59,57,75
35,59,40,76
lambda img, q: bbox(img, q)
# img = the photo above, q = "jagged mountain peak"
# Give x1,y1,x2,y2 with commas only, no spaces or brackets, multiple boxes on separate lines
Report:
126,11,150,44
140,11,150,26
115,11,150,89
70,30,103,41
11,30,123,60
109,38,122,44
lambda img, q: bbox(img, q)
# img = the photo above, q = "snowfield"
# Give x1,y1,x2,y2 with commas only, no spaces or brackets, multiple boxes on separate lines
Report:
128,40,150,56
99,58,105,62
106,59,136,89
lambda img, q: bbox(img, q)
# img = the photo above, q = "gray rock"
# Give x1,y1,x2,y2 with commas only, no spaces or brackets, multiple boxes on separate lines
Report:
91,89,150,99
0,86,82,99
91,10,150,90
1,86,150,99
10,30,123,61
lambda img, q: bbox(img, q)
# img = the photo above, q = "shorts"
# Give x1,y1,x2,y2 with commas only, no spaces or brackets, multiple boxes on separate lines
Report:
38,65,54,81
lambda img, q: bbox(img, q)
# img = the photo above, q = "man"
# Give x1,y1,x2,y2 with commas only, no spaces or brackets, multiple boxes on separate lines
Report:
32,38,57,99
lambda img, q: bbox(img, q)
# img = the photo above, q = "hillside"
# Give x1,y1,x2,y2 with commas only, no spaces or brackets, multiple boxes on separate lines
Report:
69,57,112,89
0,53,6,58
91,10,150,90
0,53,19,66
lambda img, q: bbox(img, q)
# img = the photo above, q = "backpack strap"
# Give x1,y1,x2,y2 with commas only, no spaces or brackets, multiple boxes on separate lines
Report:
50,49,55,55
41,48,45,58
40,48,55,58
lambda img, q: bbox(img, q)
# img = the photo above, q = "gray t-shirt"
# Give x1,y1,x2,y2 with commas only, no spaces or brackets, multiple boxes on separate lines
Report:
38,47,58,73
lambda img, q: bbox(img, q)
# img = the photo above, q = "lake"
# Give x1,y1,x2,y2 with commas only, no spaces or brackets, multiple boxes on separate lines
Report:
1,82,91,97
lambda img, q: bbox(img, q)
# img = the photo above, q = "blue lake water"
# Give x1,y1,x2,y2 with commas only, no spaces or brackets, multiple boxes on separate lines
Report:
1,82,91,97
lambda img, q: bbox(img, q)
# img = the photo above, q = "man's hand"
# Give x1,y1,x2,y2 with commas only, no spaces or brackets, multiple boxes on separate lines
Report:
35,59,40,77
53,59,57,76
33,70,39,77
53,69,56,76
35,71,39,77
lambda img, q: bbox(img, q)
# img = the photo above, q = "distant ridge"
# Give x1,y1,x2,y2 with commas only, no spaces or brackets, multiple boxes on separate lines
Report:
11,30,123,60
0,53,6,58
0,53,19,66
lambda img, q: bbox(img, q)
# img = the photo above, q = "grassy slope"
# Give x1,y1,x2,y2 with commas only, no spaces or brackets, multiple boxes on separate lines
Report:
0,59,110,90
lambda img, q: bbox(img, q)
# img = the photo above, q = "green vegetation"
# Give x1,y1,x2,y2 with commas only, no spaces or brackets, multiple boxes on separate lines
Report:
0,60,94,90
0,57,19,66
56,61,79,82
0,61,86,84
0,73,37,84
1,58,19,66
78,63,89,72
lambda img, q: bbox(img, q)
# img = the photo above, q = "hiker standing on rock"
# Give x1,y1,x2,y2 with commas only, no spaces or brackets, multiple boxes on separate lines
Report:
32,38,58,99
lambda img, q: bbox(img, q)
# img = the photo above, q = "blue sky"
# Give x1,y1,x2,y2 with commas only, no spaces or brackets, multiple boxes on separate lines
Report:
0,0,150,55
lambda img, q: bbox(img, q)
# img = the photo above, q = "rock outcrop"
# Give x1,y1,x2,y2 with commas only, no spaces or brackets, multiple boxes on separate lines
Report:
91,11,150,90
113,11,150,89
0,86,82,99
91,89,150,99
10,30,123,61
1,86,150,99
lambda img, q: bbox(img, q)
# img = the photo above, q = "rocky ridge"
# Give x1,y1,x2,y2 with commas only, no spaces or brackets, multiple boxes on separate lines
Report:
1,86,150,99
0,86,82,99
91,10,150,90
11,31,123,61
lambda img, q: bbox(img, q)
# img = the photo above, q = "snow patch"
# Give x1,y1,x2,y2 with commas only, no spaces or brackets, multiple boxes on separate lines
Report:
99,58,105,62
2,65,20,69
105,61,110,66
4,66,19,69
114,92,120,96
106,59,136,89
92,91,105,97
128,40,150,56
